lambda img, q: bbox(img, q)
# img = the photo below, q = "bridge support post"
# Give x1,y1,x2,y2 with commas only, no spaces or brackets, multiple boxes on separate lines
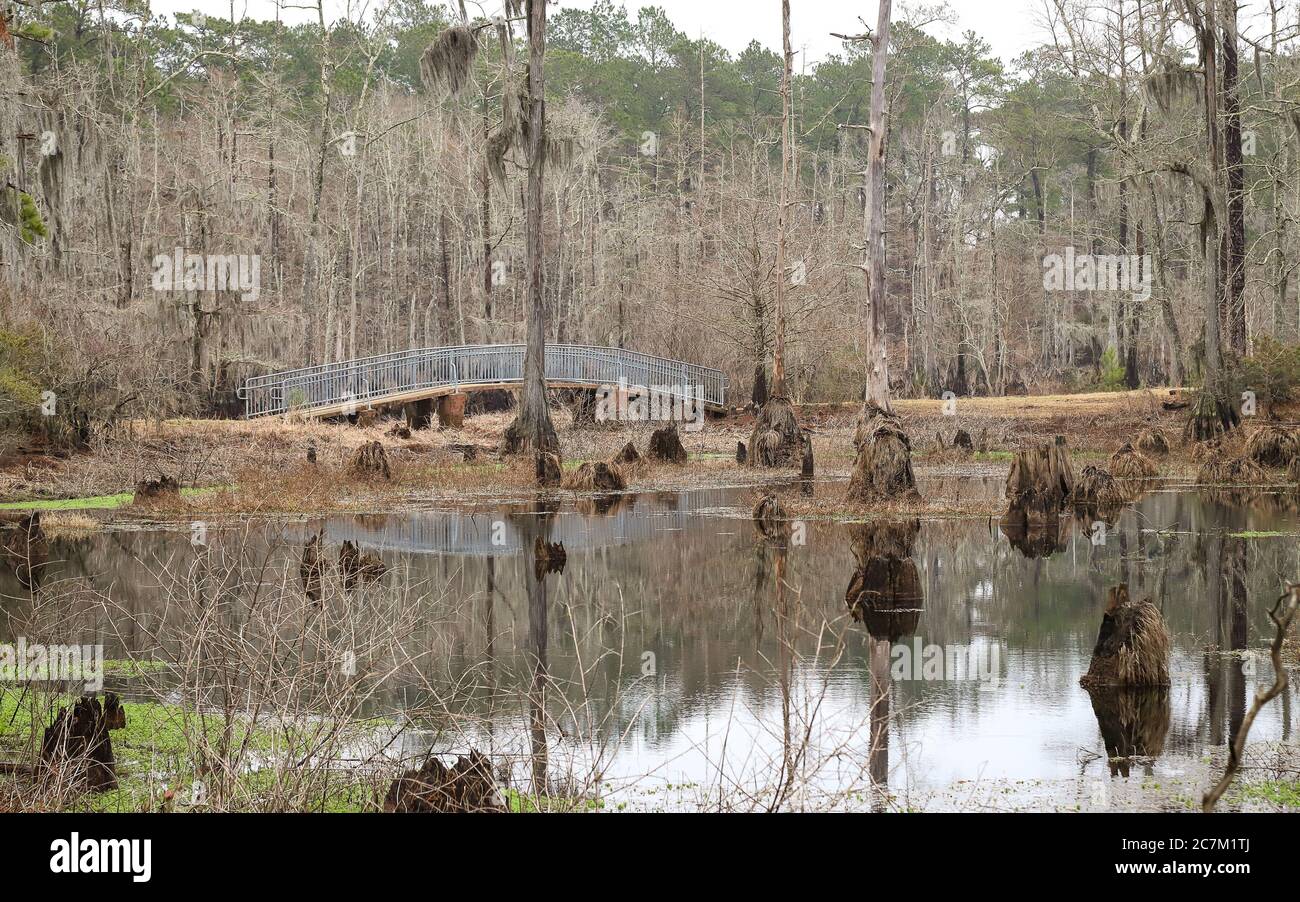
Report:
437,393,467,428
405,398,434,431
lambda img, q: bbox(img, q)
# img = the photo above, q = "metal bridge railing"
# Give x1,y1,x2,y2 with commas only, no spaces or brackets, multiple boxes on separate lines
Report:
237,344,727,418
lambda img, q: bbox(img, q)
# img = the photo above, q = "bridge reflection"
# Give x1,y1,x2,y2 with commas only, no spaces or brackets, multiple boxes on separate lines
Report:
318,488,744,556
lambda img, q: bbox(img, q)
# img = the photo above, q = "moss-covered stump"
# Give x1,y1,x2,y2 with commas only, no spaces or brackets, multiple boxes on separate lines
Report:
612,441,640,466
349,441,391,480
1245,424,1299,468
1135,426,1170,457
1196,450,1269,486
563,461,625,492
132,475,181,505
846,408,920,504
648,423,687,464
1070,465,1125,508
1005,437,1074,509
1079,585,1170,688
39,694,127,794
1110,442,1159,479
382,751,503,813
747,396,803,467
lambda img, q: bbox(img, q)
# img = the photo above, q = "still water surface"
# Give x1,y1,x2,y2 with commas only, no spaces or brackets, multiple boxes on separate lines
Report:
3,481,1297,810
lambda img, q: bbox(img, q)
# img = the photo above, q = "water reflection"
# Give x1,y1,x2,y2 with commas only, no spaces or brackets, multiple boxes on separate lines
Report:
2,486,1297,810
844,520,923,810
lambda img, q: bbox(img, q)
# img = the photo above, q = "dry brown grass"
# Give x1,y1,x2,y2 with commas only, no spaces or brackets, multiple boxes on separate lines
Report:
0,389,1206,514
39,510,100,534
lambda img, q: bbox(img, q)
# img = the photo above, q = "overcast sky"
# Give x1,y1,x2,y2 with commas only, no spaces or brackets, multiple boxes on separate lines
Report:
149,0,1049,65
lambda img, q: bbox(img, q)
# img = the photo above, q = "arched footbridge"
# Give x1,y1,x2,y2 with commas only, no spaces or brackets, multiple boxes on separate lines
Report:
238,344,727,419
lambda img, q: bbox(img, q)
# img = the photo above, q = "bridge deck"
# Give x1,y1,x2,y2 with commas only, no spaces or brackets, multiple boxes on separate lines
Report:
239,344,727,418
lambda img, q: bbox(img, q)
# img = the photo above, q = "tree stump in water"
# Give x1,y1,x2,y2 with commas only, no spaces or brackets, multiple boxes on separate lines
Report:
648,423,687,464
846,407,920,504
1110,442,1159,479
752,494,788,541
533,536,567,579
1245,424,1300,468
132,475,181,506
747,396,802,467
39,694,127,793
300,532,325,602
437,393,467,428
338,540,386,590
1001,438,1075,557
350,441,391,479
1084,687,1170,778
1070,465,1125,508
563,461,625,491
801,432,815,478
535,451,562,487
844,520,923,643
383,751,503,813
1079,585,1170,688
1005,437,1074,508
998,502,1065,558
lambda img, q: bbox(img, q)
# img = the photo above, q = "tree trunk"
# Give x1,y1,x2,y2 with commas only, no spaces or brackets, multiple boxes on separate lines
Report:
1221,1,1247,355
504,0,560,458
862,0,893,413
772,0,792,398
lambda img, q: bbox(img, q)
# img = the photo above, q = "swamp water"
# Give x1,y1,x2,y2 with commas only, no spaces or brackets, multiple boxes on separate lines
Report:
2,481,1298,811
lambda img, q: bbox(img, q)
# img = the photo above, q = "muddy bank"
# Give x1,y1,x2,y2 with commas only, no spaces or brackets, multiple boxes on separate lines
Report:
0,389,1267,520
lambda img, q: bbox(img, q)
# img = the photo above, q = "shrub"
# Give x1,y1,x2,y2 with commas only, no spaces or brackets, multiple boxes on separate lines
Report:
1095,346,1126,392
1241,336,1300,414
